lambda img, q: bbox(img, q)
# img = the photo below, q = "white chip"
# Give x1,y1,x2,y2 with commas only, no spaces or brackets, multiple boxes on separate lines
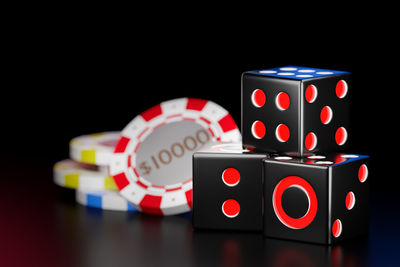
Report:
109,98,241,215
70,132,120,166
76,190,137,211
53,159,117,191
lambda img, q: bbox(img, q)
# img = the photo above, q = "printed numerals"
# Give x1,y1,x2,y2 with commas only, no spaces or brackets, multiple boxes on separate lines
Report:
139,129,210,175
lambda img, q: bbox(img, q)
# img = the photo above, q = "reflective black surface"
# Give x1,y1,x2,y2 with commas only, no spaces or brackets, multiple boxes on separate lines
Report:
0,156,399,267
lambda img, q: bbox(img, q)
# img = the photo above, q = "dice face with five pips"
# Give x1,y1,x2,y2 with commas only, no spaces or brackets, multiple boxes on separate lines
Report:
242,66,351,156
192,66,370,245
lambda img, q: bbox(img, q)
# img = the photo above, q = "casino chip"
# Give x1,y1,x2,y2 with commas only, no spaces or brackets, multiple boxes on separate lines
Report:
109,98,241,215
76,190,137,211
70,132,120,166
53,159,117,191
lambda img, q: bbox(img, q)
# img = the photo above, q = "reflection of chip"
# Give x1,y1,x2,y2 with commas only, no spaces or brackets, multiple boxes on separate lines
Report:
109,98,242,215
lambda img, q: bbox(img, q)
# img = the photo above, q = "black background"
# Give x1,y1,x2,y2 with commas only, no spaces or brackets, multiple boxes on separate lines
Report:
1,15,399,267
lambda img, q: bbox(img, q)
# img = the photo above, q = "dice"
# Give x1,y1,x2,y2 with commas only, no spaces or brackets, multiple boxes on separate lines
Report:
263,153,370,244
192,143,267,231
191,66,370,245
242,66,350,156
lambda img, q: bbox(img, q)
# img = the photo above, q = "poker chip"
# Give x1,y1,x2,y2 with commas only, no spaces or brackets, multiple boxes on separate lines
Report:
109,98,241,215
53,159,117,191
69,132,120,166
76,190,137,211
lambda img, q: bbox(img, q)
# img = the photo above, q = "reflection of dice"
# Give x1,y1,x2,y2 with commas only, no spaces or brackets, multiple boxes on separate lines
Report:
193,231,264,265
264,237,368,267
193,143,267,231
263,153,370,244
242,66,350,156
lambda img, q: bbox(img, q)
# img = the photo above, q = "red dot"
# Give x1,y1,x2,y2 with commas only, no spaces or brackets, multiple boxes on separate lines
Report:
222,199,240,218
276,92,290,110
305,132,317,151
345,192,356,210
275,124,290,142
251,89,266,107
332,219,342,238
251,121,266,139
320,106,333,124
305,85,318,103
336,80,348,98
358,164,368,183
335,127,348,146
222,168,240,187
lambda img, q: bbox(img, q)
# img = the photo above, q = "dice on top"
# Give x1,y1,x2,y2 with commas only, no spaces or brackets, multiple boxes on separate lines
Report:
242,66,350,156
263,153,370,245
193,143,268,231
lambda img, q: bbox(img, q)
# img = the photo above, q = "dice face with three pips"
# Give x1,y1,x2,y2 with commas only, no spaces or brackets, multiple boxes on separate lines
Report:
242,66,351,156
263,153,370,245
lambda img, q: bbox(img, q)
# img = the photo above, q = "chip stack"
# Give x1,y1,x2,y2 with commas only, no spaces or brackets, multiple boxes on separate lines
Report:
53,132,137,211
54,98,242,214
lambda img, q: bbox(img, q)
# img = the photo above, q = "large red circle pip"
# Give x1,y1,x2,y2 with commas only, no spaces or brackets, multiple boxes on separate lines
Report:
272,176,318,229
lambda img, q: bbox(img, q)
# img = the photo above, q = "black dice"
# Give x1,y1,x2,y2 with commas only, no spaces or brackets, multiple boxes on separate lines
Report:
192,65,370,244
263,153,370,244
193,143,267,231
242,66,350,156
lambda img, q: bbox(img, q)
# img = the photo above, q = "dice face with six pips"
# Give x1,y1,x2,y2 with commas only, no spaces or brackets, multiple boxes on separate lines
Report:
263,153,370,245
192,143,267,231
242,66,351,156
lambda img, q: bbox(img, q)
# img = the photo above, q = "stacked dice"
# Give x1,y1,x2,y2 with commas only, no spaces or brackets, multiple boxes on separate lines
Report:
193,66,370,245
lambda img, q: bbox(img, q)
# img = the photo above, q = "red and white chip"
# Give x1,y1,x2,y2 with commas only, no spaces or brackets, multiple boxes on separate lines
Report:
109,98,241,215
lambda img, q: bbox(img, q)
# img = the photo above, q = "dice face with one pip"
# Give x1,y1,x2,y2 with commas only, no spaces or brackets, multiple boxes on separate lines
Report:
193,143,267,231
242,66,350,156
263,153,370,244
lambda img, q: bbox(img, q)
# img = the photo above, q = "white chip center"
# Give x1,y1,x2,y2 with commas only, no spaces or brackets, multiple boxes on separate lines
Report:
135,121,210,186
